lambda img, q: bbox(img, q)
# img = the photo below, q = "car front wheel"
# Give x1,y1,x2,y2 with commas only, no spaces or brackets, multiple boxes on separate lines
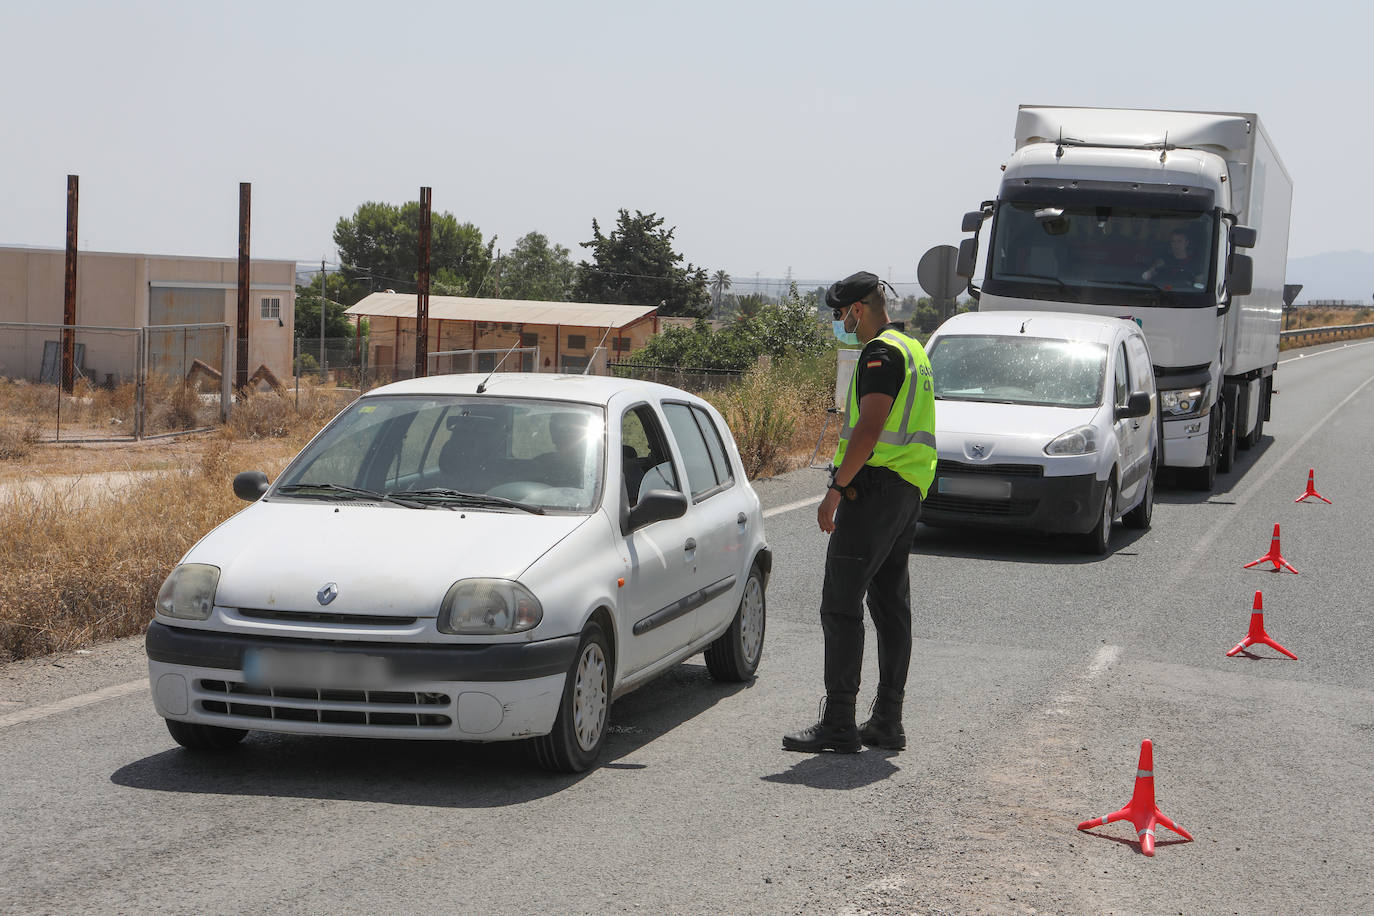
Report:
533,622,611,773
704,564,766,681
1081,479,1116,555
165,718,247,750
1122,458,1155,530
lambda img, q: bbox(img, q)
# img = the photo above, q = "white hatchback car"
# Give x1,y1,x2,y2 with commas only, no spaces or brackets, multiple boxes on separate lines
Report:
146,374,770,772
922,311,1157,554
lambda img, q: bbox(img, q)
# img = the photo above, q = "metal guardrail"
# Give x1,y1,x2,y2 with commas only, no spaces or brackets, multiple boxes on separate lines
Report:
1280,322,1374,346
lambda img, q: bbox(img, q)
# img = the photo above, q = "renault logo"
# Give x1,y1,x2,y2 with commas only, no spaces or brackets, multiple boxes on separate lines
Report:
316,582,339,606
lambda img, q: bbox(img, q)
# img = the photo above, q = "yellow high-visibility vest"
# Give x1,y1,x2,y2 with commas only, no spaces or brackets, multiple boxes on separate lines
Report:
834,327,937,497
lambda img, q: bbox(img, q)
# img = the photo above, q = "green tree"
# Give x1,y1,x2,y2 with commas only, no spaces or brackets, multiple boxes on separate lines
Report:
294,271,366,341
710,269,732,317
571,209,710,317
494,232,576,301
748,283,829,360
333,201,495,303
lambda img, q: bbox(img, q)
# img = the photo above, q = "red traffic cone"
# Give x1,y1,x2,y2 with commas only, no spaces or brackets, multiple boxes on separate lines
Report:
1227,591,1297,659
1294,469,1331,504
1078,739,1193,856
1243,523,1298,574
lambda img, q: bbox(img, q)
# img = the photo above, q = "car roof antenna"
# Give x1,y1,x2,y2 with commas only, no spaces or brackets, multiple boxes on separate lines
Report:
475,338,525,394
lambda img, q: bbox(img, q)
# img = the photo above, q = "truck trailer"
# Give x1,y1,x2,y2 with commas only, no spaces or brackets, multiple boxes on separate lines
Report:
956,106,1293,490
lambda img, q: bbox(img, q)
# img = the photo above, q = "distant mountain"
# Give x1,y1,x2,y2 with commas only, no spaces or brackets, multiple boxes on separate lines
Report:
1286,251,1374,304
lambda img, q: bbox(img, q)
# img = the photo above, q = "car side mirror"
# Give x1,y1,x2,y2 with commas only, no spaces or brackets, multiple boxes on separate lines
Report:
961,210,984,233
233,470,270,501
955,237,979,279
1116,392,1151,420
1230,225,1257,249
627,489,688,532
1228,253,1254,297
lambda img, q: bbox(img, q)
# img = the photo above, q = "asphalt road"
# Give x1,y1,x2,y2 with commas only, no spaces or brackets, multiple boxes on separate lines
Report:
3,340,1372,915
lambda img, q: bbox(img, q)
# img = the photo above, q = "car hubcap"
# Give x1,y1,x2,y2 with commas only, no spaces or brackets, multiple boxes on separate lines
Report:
740,575,764,664
572,643,607,752
1101,489,1113,545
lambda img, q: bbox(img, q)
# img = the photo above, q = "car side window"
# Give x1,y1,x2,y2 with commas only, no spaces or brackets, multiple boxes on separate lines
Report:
1114,342,1130,408
1126,336,1153,394
692,405,735,490
663,402,726,500
621,404,679,507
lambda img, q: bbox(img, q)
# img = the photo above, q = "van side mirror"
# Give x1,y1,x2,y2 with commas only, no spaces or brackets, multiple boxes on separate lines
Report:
1228,253,1254,297
1116,392,1151,420
956,237,980,279
961,211,985,233
627,489,688,532
1230,225,1257,249
233,470,270,501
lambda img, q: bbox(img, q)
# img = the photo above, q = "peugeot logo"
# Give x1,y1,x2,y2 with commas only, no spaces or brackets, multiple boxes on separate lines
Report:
316,582,339,606
970,443,987,459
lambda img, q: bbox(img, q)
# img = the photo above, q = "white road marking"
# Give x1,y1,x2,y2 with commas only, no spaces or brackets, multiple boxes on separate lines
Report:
0,679,146,730
1045,645,1122,716
1085,644,1122,679
763,495,822,518
1278,338,1374,365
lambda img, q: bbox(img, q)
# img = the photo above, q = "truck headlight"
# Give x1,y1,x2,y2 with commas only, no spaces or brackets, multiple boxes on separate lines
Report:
156,564,220,620
1159,384,1210,418
438,579,543,635
1045,425,1097,456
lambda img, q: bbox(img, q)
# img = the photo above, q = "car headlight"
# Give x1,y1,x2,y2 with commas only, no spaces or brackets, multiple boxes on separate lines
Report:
1045,425,1098,456
155,564,220,620
437,579,543,635
1159,383,1210,418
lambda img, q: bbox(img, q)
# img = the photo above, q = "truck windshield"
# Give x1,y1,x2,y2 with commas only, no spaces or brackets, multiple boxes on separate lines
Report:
928,335,1106,408
984,202,1216,308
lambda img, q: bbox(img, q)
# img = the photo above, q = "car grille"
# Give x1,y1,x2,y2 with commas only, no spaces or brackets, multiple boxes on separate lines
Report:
237,608,419,627
196,679,452,728
936,460,1043,478
924,494,1039,518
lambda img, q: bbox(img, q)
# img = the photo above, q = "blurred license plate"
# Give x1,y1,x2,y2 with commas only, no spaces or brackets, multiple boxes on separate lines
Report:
243,648,391,689
937,476,1012,499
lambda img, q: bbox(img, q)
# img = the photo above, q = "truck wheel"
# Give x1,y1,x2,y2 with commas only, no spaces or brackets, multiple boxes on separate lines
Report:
1217,399,1236,473
704,564,766,681
1122,458,1155,530
165,718,247,750
1186,406,1220,491
1081,480,1116,555
532,622,611,773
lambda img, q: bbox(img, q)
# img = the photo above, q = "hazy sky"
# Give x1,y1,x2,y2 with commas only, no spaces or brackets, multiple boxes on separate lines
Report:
1,1,1366,293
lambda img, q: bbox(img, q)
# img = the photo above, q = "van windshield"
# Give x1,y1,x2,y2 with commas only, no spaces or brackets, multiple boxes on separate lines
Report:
928,335,1107,408
984,202,1216,308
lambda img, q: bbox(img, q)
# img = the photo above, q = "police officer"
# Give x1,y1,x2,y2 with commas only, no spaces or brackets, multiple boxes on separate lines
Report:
783,271,937,754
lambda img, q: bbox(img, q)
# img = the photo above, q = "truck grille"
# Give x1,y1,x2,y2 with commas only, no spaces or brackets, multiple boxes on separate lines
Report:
195,679,452,728
936,460,1043,478
924,494,1039,518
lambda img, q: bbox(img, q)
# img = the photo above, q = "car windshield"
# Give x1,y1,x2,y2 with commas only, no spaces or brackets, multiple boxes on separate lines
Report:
985,202,1216,308
929,334,1107,408
273,395,605,513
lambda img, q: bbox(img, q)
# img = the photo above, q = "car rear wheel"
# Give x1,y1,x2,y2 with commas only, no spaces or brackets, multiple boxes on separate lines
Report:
165,718,247,750
1122,458,1155,530
704,564,766,681
1081,480,1116,555
532,622,610,773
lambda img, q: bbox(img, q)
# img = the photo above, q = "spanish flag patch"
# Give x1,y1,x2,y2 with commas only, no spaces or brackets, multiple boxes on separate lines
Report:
866,360,882,368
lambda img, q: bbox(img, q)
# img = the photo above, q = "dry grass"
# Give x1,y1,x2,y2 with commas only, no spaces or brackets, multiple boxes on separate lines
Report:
707,355,836,478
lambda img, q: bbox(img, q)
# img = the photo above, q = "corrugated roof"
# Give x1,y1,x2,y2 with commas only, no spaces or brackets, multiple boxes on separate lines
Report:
343,292,658,328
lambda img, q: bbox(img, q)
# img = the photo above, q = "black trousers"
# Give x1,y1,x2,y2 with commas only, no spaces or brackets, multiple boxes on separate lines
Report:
820,464,923,705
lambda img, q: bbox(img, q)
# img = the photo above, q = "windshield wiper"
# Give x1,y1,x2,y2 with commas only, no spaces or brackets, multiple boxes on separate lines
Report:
275,482,427,509
392,487,546,515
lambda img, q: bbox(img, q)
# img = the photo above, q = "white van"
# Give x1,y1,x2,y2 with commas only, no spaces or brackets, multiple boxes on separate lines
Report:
922,311,1157,554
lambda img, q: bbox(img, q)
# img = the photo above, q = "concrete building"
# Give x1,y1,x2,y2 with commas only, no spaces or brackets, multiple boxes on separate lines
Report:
344,292,661,376
0,245,296,385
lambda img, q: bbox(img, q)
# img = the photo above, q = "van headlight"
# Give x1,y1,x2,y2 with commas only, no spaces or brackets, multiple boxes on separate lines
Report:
156,564,220,620
438,579,543,635
1045,425,1097,456
1160,384,1210,418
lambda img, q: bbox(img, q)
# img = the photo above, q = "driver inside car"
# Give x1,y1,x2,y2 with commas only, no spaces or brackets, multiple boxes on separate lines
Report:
530,412,589,488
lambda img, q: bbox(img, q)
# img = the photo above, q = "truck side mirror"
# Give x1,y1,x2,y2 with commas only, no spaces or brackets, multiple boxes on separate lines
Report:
956,237,979,279
961,211,984,233
1230,225,1258,249
1228,253,1254,297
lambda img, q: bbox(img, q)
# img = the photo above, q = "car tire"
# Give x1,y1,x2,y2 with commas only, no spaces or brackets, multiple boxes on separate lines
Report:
1081,479,1116,555
1185,405,1220,491
704,564,766,682
165,718,247,751
1217,399,1236,473
532,622,611,774
1122,458,1155,530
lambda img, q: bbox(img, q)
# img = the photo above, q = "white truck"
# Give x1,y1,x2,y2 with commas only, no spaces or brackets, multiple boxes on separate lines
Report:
955,106,1293,490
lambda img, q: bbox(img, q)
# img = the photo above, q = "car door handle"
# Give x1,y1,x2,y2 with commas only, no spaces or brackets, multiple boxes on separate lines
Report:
684,538,697,552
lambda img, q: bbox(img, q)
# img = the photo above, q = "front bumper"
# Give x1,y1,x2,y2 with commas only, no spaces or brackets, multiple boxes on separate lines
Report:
1161,414,1209,468
921,465,1106,534
145,621,576,741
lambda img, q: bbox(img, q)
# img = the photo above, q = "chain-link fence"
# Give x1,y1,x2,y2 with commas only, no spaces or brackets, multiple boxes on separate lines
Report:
607,360,746,392
0,321,230,442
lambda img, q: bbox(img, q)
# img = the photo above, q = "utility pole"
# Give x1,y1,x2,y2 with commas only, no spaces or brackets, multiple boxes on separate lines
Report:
236,183,251,389
320,258,327,377
415,186,432,377
62,175,78,394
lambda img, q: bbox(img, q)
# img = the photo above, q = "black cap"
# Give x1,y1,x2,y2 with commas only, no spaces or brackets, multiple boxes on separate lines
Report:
825,271,880,311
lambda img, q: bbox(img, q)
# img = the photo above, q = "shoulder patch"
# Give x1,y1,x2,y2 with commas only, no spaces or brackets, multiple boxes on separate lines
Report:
866,359,883,368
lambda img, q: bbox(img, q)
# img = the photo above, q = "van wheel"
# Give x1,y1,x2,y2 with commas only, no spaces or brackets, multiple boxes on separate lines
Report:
704,564,766,681
165,719,247,750
532,622,610,773
1081,480,1116,555
1123,458,1155,530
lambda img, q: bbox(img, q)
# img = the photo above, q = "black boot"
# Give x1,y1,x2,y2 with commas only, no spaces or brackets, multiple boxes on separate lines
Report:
783,698,861,753
860,689,905,750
